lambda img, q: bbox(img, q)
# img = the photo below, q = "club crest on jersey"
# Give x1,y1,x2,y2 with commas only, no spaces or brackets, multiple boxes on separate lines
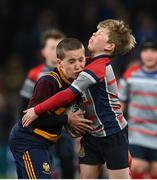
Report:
42,162,51,174
79,146,85,158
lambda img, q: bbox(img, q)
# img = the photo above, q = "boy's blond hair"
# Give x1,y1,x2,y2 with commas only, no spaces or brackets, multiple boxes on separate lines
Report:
97,19,136,56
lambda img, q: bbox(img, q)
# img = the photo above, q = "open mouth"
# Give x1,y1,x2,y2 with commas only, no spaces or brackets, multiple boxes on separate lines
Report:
74,72,81,76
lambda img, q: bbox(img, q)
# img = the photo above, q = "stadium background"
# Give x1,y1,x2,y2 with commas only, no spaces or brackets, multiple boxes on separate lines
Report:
0,0,156,178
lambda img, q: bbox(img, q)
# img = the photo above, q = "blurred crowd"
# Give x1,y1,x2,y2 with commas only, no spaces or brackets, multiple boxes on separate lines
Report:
0,0,157,178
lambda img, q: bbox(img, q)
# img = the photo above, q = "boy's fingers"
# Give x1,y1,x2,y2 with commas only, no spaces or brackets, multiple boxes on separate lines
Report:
22,115,27,123
74,110,85,115
22,116,30,127
81,119,93,124
23,120,29,127
23,110,27,113
75,127,86,134
80,123,93,131
74,130,84,135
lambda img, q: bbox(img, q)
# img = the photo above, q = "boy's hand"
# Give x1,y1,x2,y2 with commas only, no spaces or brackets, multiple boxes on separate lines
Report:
67,110,93,134
22,107,38,127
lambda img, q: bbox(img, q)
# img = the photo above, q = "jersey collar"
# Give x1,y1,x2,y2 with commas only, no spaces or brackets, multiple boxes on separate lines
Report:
86,54,111,65
57,67,72,85
91,54,112,61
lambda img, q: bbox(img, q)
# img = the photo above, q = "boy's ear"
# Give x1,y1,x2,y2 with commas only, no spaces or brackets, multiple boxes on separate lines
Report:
57,59,62,67
105,43,115,52
41,48,45,58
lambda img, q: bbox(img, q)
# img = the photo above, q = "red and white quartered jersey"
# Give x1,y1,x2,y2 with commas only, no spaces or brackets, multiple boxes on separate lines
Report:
70,55,127,137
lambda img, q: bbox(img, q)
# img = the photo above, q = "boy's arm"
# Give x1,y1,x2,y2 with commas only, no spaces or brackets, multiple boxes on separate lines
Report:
22,59,107,124
36,110,93,134
22,87,77,126
22,69,98,125
22,74,94,131
21,75,59,121
35,69,98,114
35,88,76,114
118,76,129,115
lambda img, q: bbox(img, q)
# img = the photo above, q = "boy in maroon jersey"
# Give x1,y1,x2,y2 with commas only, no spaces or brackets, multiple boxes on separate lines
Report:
9,38,92,179
20,29,79,178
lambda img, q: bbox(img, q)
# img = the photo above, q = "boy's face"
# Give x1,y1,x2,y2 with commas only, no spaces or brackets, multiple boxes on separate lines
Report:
58,47,86,79
140,49,157,69
42,38,62,66
88,27,114,55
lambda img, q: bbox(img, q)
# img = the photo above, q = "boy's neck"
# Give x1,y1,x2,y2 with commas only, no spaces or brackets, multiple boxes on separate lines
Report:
91,51,111,58
46,59,57,68
142,65,157,73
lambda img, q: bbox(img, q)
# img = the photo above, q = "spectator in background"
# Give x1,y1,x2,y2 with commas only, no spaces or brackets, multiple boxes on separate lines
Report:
134,12,157,45
0,54,26,178
19,29,77,178
118,39,157,179
0,74,14,177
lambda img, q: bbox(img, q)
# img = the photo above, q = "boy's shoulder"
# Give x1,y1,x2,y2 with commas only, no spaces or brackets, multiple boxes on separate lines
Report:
85,55,111,70
37,69,62,88
85,55,111,66
84,55,111,81
123,62,140,80
28,63,45,81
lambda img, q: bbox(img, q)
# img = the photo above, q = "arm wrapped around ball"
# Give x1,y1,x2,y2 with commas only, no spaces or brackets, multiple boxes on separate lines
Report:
65,103,93,138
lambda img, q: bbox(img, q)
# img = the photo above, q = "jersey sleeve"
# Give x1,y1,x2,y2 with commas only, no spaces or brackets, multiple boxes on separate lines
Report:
34,66,101,115
70,59,107,94
69,70,97,94
118,63,140,102
20,77,36,99
34,70,97,115
26,75,68,126
35,88,76,115
34,59,108,115
118,77,129,102
28,75,59,108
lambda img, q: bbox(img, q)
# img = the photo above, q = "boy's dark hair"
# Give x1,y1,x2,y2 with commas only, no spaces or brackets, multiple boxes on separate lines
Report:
140,38,157,51
41,29,66,48
56,38,84,60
